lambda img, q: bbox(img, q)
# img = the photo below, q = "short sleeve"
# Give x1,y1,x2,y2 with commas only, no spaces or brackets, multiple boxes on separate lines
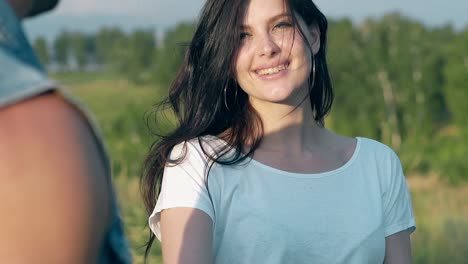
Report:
148,141,215,241
382,151,416,237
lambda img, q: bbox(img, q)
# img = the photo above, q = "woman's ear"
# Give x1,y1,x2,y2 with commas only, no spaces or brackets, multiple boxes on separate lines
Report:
309,25,321,55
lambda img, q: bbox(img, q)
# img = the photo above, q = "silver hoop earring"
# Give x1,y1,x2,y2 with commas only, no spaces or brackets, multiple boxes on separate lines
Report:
224,83,229,111
310,55,316,90
224,79,238,111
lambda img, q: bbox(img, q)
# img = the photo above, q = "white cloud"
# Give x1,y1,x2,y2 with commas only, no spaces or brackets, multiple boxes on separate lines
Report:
54,0,205,20
40,0,468,28
314,0,467,28
54,0,146,14
26,0,468,41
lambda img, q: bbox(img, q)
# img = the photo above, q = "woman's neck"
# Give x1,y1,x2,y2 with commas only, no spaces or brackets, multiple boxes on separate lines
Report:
251,99,326,154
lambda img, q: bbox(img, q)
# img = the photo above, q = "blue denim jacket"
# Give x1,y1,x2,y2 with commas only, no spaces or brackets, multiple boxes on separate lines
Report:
0,1,132,263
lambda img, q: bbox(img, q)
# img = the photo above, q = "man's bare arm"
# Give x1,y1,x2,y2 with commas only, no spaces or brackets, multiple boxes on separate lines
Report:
0,93,111,263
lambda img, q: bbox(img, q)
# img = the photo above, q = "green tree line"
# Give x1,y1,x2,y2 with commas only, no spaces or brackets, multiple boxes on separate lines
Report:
34,23,195,84
34,13,468,183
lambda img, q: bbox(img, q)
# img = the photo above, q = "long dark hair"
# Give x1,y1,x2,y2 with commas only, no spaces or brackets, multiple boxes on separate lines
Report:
141,0,332,259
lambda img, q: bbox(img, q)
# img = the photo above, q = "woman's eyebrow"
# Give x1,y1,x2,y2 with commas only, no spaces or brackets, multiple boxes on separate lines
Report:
268,13,292,23
240,13,292,30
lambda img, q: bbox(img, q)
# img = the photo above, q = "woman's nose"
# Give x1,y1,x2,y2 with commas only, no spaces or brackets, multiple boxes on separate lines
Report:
257,34,281,57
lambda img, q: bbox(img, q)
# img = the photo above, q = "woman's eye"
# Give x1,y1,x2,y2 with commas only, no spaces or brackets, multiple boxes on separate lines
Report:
240,32,251,40
275,22,293,29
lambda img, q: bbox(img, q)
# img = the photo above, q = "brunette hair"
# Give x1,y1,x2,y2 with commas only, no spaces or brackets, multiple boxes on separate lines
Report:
141,0,332,259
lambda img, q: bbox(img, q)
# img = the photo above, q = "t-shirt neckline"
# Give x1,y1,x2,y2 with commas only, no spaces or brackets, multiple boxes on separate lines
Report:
246,137,362,179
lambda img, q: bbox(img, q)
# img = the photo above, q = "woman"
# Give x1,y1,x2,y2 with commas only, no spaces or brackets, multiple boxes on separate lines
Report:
141,0,416,263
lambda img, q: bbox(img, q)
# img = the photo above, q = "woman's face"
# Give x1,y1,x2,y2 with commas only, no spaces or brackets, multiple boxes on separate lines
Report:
234,0,320,110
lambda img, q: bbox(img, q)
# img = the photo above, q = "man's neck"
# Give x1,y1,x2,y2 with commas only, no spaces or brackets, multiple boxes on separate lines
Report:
6,0,32,19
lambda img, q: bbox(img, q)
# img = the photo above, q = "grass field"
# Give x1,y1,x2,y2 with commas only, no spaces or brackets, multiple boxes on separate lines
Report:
61,75,468,263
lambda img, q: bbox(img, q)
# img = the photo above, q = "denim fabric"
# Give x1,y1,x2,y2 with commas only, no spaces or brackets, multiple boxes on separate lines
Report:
0,1,132,263
0,0,55,108
0,0,43,70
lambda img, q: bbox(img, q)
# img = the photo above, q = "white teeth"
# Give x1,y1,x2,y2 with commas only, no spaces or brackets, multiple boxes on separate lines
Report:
257,64,288,76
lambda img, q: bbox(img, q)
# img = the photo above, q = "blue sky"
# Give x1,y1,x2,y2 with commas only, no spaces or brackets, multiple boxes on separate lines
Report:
24,0,468,40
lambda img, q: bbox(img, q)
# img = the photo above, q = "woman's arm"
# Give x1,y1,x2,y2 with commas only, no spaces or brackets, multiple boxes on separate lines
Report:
384,229,412,264
160,207,213,264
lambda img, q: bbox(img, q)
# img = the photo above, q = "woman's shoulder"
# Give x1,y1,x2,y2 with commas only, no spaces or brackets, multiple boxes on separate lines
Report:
356,137,401,165
324,131,397,164
169,135,229,163
357,137,397,154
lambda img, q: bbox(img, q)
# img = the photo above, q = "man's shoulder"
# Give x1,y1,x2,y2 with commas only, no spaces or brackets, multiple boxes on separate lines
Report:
0,92,105,175
0,93,113,263
0,91,80,139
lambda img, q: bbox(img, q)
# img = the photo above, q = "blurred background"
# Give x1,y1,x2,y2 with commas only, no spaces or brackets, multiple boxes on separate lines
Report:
25,0,468,263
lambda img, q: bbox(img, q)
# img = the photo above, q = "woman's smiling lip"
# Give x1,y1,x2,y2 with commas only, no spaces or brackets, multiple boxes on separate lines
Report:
253,61,290,75
252,61,290,80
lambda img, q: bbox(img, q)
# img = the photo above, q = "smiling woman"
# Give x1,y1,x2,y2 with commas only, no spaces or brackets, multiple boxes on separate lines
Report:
141,0,416,263
234,3,316,108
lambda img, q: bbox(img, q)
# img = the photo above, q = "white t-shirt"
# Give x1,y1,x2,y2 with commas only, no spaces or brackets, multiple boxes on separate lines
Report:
149,136,416,264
